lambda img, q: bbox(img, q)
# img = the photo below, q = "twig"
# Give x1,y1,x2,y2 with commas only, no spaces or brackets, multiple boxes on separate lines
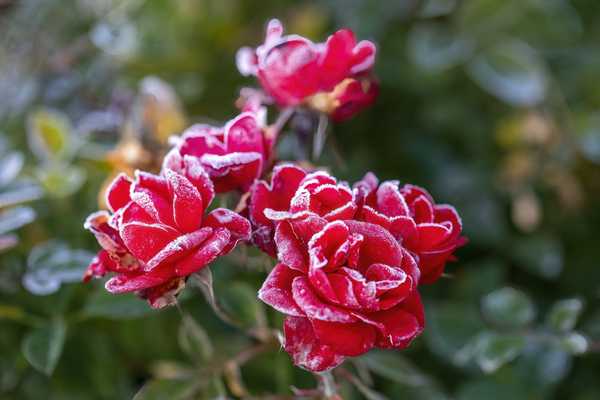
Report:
312,113,329,161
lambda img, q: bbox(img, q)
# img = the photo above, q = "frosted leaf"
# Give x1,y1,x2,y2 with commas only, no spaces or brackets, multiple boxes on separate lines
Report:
23,241,94,295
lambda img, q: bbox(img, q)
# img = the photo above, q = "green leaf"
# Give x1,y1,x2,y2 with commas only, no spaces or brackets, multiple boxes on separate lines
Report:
546,298,584,332
36,164,86,198
0,151,24,187
511,235,563,279
82,289,153,319
0,206,35,235
457,378,529,400
559,332,588,355
0,181,43,208
133,379,197,400
178,314,213,362
425,301,485,363
23,240,93,295
467,41,547,106
362,350,429,387
481,287,535,329
219,281,266,331
27,108,72,162
201,377,227,400
467,332,526,373
22,318,67,375
408,24,472,71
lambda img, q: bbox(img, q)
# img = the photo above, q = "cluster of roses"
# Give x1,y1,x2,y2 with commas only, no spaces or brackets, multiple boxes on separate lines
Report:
84,20,465,372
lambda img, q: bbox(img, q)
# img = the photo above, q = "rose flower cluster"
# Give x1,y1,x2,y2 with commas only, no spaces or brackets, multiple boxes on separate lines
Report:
84,19,465,372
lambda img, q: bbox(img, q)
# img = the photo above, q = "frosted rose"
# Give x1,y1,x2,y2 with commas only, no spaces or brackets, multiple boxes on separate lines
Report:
259,217,424,372
164,110,272,193
248,165,355,256
84,161,250,308
237,19,378,121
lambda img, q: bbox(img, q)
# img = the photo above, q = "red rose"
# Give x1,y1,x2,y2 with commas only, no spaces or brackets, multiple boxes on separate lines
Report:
248,166,355,256
354,173,467,284
164,110,272,193
236,19,378,121
84,161,251,308
251,167,423,371
259,218,424,372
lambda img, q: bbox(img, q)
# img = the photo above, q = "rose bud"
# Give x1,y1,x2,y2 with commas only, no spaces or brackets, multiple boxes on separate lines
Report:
236,19,378,121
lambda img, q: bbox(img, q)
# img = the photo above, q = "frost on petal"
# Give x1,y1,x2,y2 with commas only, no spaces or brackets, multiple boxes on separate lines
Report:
83,250,115,282
368,291,425,349
131,173,174,226
84,211,127,255
204,208,251,253
224,112,264,154
120,221,179,262
416,223,452,250
307,220,350,271
345,221,403,267
370,306,422,349
350,40,377,74
275,221,308,272
144,227,213,270
236,46,258,76
174,228,231,276
291,276,356,323
283,316,345,372
376,181,409,217
105,263,173,294
164,169,204,233
258,263,304,316
164,152,215,208
105,173,132,212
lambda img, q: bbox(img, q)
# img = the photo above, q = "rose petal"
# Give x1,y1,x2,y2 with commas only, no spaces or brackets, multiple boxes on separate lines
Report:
105,173,132,212
291,276,356,323
283,316,345,372
120,221,179,262
174,228,231,276
274,221,308,272
311,319,376,357
204,208,251,253
165,169,204,233
258,263,304,316
144,227,214,270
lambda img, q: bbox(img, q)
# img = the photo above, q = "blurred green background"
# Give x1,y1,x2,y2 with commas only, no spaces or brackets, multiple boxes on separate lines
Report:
1,0,600,399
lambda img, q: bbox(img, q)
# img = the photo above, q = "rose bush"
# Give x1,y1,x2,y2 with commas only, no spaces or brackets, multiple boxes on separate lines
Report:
82,16,465,381
84,159,251,308
236,19,378,121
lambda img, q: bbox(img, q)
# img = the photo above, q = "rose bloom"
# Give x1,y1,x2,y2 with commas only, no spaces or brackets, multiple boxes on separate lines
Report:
236,19,378,122
248,164,354,256
164,108,273,194
84,157,250,308
353,173,467,283
251,167,425,371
